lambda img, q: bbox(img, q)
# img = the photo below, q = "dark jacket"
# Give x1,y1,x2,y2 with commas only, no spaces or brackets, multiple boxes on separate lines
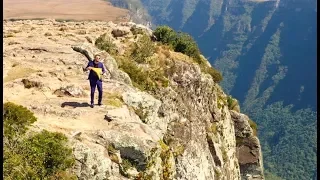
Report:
86,61,106,80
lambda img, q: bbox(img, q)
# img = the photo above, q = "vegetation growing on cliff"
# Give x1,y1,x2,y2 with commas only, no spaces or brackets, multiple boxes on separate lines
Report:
135,1,317,179
95,33,117,55
131,34,156,63
154,26,201,60
95,33,169,91
153,25,222,82
3,102,75,179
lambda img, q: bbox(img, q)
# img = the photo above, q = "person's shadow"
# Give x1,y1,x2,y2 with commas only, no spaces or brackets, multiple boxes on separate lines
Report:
61,102,90,108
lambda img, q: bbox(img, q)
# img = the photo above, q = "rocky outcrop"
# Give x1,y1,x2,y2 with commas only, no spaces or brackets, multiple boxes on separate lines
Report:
54,85,87,98
71,43,132,85
231,111,264,180
3,19,264,180
69,40,264,179
111,27,131,38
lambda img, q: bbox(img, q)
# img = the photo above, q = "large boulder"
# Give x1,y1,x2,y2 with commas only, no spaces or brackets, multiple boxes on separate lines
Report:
230,110,253,138
111,27,130,38
94,124,159,171
230,110,264,180
54,84,88,98
72,140,113,180
122,91,168,138
71,42,101,62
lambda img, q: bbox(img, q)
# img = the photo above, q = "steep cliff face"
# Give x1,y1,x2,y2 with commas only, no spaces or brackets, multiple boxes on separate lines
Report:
125,1,317,179
3,19,263,179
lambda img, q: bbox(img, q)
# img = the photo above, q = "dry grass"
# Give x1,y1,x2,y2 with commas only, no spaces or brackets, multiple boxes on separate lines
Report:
4,66,37,83
4,0,129,22
156,45,194,64
103,91,123,108
169,51,194,64
173,145,185,157
109,153,120,164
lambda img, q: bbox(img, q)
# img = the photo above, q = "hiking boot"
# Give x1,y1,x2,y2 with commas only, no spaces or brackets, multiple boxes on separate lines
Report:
90,104,94,108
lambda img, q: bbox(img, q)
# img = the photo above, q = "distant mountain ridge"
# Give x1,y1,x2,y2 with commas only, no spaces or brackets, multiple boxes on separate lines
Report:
140,0,317,112
107,0,317,179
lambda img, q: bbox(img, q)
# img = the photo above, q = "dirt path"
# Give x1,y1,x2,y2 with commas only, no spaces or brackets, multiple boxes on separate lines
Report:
3,20,132,134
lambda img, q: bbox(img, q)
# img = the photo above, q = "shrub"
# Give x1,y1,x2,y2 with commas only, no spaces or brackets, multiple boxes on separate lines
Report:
153,26,201,60
4,131,75,179
18,130,75,178
131,34,155,63
3,102,75,179
153,26,222,83
200,65,223,83
117,56,168,91
4,102,37,141
196,56,223,83
117,56,154,91
107,143,117,154
95,33,117,55
227,95,240,112
173,32,201,60
153,26,177,45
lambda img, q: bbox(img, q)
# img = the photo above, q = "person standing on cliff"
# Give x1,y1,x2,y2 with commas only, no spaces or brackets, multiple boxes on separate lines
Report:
85,54,106,108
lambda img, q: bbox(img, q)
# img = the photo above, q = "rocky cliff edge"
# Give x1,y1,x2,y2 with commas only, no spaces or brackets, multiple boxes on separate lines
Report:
3,19,264,180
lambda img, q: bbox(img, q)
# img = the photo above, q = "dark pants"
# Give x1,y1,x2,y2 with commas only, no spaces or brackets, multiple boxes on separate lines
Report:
89,79,103,105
